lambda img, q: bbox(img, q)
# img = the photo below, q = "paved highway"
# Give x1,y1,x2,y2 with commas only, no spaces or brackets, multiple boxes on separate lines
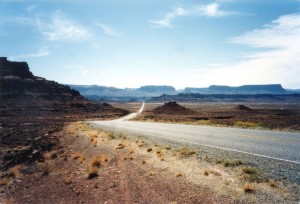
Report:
89,102,300,164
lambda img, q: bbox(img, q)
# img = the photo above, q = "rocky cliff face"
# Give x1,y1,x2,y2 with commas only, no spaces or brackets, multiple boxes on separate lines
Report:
0,57,128,124
0,57,34,79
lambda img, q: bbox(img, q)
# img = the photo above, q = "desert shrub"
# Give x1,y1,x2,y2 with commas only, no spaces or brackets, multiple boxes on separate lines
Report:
116,143,125,149
243,183,255,193
177,146,196,158
43,151,58,160
8,165,23,178
71,152,85,163
0,178,10,186
107,132,116,140
87,166,98,179
224,159,243,167
90,156,102,168
242,167,265,182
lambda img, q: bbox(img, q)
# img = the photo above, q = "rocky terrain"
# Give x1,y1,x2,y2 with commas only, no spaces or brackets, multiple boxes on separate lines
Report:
0,57,128,170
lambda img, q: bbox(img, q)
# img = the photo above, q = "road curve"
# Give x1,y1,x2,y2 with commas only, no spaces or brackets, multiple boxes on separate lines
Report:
89,103,300,164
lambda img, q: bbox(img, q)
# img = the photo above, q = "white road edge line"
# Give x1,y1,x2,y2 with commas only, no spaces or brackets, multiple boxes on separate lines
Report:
141,133,300,165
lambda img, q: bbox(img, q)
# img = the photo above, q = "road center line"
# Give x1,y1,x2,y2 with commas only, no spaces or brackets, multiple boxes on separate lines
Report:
141,132,300,165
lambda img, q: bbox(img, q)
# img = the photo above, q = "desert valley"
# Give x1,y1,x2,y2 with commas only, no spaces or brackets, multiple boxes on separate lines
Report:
1,58,300,203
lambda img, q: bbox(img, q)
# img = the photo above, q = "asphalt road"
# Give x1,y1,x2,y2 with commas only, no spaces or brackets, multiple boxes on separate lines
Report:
89,102,300,165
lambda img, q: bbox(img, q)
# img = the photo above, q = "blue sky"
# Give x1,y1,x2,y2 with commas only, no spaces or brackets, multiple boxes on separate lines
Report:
1,0,300,89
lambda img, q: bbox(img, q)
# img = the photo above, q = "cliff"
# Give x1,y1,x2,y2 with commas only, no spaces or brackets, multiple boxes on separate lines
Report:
0,57,128,124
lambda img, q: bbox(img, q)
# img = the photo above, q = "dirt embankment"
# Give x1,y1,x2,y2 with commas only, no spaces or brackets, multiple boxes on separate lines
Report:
2,122,296,203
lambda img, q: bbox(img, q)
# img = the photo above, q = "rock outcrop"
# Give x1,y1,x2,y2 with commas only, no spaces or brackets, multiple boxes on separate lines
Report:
152,102,194,115
0,57,129,124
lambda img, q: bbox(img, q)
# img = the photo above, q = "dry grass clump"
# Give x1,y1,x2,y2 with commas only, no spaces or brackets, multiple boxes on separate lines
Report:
91,156,102,168
118,132,127,140
243,183,255,193
64,176,73,185
159,156,165,161
149,171,155,176
107,131,116,140
127,155,135,160
90,155,109,168
0,178,10,186
268,180,278,188
242,167,259,174
8,165,23,178
87,166,99,179
147,147,153,152
137,139,145,147
43,151,58,160
216,159,244,167
87,155,107,179
0,164,24,185
224,160,243,167
177,146,196,158
203,168,221,176
164,146,172,150
242,167,264,182
89,134,97,142
116,143,125,149
71,152,85,163
176,173,183,177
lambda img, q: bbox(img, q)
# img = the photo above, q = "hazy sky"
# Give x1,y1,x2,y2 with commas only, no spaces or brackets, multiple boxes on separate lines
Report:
1,0,300,89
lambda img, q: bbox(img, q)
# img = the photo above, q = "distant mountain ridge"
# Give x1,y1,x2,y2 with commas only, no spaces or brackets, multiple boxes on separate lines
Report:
149,93,300,103
69,84,298,102
68,84,178,101
183,84,287,94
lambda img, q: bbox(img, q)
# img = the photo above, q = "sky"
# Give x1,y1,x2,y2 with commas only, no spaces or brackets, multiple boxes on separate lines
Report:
1,0,300,89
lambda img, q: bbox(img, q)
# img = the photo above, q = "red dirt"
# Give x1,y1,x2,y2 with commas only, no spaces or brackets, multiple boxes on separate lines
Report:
1,123,221,203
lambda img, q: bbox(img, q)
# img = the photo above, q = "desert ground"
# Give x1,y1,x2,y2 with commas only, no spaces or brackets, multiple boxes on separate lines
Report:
2,121,298,203
125,102,300,131
1,102,300,203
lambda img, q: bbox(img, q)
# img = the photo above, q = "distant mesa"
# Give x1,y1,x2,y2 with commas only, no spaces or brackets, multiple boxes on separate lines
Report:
152,101,194,115
69,83,300,102
137,85,176,93
183,84,286,94
68,84,178,102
